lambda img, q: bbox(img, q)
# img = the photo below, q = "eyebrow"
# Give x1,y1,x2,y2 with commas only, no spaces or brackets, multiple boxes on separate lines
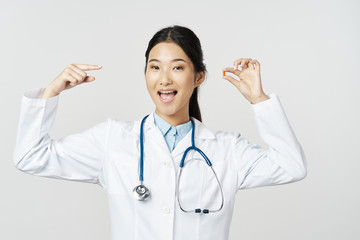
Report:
148,58,187,63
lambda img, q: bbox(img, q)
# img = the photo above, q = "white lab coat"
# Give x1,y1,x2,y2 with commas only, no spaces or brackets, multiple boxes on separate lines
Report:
14,88,307,240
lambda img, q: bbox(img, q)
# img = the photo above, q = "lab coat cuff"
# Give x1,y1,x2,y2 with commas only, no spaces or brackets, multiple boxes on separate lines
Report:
14,88,60,162
250,93,279,113
22,88,59,108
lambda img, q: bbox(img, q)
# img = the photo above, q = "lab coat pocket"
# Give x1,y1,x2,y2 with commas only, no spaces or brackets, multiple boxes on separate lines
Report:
107,150,139,195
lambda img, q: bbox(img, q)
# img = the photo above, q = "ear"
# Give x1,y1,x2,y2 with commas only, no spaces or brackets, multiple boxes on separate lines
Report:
194,71,206,88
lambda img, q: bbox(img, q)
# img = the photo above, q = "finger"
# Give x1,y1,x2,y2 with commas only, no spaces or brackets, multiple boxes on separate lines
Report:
64,72,79,86
233,58,244,70
83,76,96,82
223,67,241,75
72,64,103,71
223,75,240,87
240,58,253,69
248,61,255,69
252,59,260,71
68,64,87,80
66,68,84,82
233,58,252,69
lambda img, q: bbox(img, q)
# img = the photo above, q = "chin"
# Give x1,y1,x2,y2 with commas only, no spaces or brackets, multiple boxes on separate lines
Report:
156,107,178,117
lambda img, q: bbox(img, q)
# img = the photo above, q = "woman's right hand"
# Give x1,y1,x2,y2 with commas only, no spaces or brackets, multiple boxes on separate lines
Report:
42,63,102,99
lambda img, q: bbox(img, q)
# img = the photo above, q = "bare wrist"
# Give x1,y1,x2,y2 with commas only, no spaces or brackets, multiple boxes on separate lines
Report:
250,94,269,104
41,87,59,99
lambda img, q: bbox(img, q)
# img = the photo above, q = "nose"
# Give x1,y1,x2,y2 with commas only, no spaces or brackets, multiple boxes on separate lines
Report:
159,70,173,86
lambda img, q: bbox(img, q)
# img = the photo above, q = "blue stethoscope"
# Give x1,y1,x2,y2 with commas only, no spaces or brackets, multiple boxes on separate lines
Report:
132,115,224,214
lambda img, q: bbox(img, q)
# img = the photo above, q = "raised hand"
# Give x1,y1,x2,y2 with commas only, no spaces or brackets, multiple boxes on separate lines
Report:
42,63,102,99
223,58,269,104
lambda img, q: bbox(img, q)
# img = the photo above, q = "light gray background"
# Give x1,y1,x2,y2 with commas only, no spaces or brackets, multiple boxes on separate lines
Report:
1,0,359,239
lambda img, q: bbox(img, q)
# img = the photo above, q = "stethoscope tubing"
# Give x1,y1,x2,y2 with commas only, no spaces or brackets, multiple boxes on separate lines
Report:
176,163,224,214
135,114,224,214
139,115,149,182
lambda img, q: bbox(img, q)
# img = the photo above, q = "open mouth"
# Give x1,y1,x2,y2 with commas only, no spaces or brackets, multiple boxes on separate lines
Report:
158,90,178,103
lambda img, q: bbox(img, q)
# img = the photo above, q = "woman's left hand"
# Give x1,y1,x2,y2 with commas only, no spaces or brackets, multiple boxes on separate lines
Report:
223,58,269,104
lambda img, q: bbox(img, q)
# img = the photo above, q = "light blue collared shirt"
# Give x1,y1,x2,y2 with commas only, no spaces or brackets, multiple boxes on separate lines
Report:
153,112,192,152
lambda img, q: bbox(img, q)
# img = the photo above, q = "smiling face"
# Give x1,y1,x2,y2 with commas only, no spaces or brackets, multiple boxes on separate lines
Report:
145,42,205,125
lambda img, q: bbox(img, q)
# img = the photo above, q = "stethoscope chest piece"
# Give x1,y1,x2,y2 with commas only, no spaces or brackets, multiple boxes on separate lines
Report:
133,184,150,201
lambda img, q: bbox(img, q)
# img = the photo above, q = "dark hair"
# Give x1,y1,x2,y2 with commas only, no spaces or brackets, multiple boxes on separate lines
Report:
144,25,206,122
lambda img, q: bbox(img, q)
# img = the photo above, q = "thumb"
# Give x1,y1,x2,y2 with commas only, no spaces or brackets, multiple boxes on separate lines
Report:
83,76,96,83
223,75,239,88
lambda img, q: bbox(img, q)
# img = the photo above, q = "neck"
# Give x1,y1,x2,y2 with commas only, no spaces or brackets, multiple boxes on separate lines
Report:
155,108,190,126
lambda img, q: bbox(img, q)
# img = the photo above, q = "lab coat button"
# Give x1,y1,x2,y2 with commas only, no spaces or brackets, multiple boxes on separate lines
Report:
161,207,171,214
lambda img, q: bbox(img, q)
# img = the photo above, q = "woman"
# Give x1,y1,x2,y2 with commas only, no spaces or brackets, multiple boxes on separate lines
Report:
14,25,307,240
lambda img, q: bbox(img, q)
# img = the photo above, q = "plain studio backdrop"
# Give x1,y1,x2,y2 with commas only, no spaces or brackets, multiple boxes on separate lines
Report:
1,0,359,239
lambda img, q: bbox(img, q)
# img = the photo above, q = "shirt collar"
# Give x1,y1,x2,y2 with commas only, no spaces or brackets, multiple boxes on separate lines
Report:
153,112,172,136
153,112,192,138
133,112,216,140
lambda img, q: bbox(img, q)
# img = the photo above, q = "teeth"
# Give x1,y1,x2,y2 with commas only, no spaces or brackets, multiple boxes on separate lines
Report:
159,91,175,94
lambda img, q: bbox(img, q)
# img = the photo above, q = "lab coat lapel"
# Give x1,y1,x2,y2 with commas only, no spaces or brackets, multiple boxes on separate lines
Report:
133,113,171,157
171,117,215,158
171,131,191,158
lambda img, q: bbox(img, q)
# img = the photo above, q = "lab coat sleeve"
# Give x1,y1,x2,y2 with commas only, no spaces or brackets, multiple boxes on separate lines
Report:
233,93,307,189
13,88,108,185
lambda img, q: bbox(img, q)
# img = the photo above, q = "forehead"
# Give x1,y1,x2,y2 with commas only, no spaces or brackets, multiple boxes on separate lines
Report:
148,42,190,63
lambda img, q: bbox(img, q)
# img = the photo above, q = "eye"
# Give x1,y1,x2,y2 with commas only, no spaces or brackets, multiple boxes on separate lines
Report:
173,66,183,70
150,66,159,70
